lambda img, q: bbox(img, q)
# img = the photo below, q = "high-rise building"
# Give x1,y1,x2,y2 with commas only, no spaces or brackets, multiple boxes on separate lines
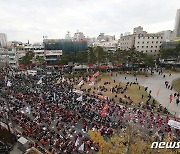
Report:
73,30,85,41
0,33,8,48
174,9,180,38
97,33,115,42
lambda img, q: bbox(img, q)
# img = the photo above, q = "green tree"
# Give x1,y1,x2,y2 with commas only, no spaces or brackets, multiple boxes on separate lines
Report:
76,51,88,64
95,46,107,64
19,51,34,66
57,52,76,65
87,47,96,64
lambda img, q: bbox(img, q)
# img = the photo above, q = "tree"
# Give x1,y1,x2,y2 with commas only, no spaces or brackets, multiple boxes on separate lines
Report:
87,47,96,64
76,51,88,64
19,51,34,66
95,46,107,65
57,52,76,65
88,124,180,154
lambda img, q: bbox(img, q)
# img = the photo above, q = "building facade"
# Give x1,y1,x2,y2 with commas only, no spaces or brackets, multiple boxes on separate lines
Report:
119,26,163,56
93,40,118,52
7,48,18,68
134,33,163,56
43,39,87,55
174,9,180,38
97,33,115,42
73,31,85,41
45,50,62,65
119,34,136,50
157,30,174,42
0,33,7,48
0,48,18,68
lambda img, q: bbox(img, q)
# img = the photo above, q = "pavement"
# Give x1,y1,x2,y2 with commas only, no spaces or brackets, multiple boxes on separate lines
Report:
112,71,180,117
10,143,22,154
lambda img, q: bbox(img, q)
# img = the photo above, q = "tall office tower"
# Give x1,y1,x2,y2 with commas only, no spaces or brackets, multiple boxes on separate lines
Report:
0,33,8,48
174,9,180,37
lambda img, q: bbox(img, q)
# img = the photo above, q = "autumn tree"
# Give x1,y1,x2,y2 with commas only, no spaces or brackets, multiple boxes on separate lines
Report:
89,124,180,154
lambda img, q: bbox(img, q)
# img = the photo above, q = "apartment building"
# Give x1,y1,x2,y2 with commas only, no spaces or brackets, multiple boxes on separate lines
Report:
119,26,163,56
134,33,163,56
119,34,136,50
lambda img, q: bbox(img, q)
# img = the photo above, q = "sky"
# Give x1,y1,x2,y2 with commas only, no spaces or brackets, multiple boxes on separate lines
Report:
0,0,180,43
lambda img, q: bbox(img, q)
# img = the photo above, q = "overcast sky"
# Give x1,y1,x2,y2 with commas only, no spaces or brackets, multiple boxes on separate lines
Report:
0,0,180,43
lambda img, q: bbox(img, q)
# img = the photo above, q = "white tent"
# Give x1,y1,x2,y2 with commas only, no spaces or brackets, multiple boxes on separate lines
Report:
18,137,29,145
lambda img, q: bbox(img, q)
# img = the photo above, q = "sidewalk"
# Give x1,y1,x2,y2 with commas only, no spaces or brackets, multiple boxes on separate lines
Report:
10,143,22,154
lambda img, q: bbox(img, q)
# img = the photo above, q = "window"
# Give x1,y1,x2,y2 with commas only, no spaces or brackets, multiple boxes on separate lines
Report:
155,46,157,48
137,46,139,48
152,41,154,43
138,42,140,44
147,41,149,44
142,42,144,44
152,37,154,39
155,50,156,52
157,37,159,39
151,46,153,48
142,46,144,48
156,41,158,43
146,51,148,52
150,50,152,52
146,46,148,48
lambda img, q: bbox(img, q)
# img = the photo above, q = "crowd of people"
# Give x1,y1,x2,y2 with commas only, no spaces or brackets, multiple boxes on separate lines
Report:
0,69,179,153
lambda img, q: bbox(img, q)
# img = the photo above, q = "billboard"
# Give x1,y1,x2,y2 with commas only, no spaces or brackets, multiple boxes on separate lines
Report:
45,50,62,56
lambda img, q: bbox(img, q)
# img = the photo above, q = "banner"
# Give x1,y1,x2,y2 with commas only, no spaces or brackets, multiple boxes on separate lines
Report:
73,89,83,94
77,95,83,101
78,80,84,86
7,81,12,87
37,77,43,85
89,77,94,82
168,120,180,129
89,82,94,86
93,71,99,78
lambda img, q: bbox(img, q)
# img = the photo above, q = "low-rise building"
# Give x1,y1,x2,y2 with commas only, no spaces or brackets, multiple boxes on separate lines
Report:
93,40,118,52
7,48,18,68
45,50,62,65
0,48,18,68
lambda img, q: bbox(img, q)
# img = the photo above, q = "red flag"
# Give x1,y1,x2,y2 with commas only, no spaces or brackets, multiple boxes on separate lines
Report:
90,77,94,82
169,94,173,103
100,111,107,117
102,104,109,111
